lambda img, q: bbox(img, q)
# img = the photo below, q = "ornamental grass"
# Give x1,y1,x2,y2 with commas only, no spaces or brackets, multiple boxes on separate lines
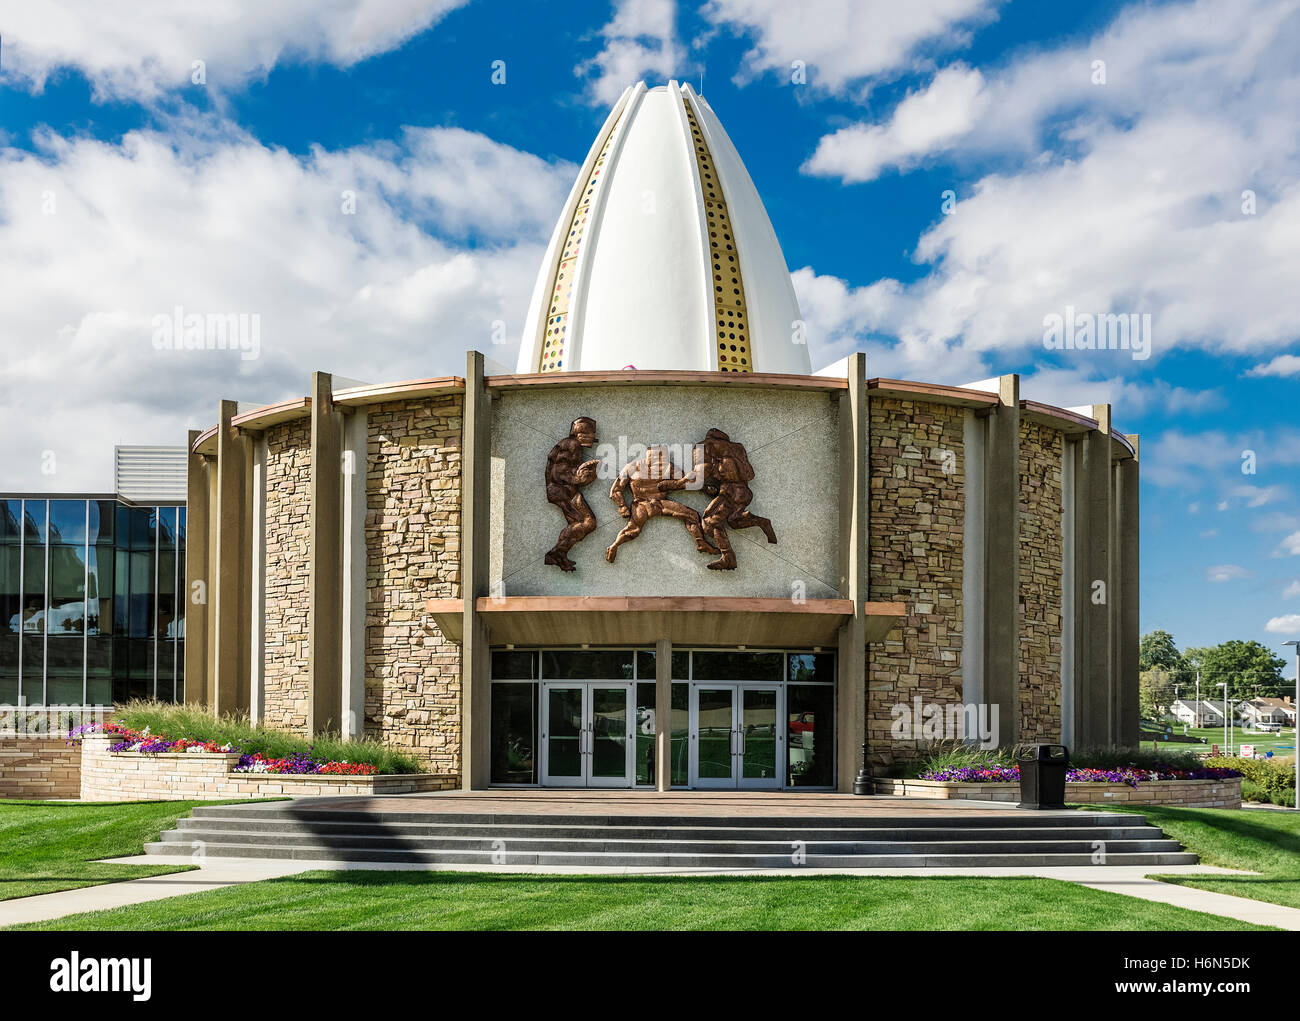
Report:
77,701,424,775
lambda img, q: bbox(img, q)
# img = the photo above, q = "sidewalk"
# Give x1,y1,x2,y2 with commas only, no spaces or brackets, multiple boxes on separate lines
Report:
4,855,1299,930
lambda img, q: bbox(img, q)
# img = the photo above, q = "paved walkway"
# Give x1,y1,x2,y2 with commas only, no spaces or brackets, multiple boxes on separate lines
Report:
4,855,1299,930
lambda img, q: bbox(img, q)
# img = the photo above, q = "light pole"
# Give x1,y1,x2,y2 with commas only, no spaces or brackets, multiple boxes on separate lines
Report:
1284,640,1299,811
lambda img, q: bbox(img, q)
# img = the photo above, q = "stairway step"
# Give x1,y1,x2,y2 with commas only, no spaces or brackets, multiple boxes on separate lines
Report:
171,817,1165,842
144,841,1199,868
186,805,1145,830
160,829,1185,856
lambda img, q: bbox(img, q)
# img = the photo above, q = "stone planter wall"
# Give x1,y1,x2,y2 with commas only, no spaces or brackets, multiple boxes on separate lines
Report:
0,737,82,799
872,775,1242,809
78,734,458,802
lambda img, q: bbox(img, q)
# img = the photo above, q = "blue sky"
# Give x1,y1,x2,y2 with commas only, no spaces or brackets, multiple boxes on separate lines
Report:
1,0,1298,658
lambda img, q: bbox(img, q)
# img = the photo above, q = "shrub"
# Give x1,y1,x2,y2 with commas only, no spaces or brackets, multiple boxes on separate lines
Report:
1206,755,1295,805
100,701,424,775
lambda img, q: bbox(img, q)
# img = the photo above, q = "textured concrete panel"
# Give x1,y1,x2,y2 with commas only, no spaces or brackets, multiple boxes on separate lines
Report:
490,385,840,598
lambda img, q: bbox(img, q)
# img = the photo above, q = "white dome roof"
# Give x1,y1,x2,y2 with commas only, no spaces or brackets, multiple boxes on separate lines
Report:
517,81,808,375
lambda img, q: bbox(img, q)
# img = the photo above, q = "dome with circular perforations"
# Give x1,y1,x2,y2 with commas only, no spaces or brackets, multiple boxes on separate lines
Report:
516,81,808,376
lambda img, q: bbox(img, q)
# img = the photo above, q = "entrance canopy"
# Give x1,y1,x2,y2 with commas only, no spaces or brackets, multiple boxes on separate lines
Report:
425,596,905,646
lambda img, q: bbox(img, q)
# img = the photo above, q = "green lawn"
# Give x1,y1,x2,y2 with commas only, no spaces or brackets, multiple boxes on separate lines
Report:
7,870,1267,931
1149,726,1297,759
1096,803,1300,910
0,800,205,902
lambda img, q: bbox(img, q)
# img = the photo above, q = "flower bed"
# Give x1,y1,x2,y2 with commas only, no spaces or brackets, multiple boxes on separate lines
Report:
920,764,1243,789
874,770,1242,809
76,732,458,801
74,722,380,775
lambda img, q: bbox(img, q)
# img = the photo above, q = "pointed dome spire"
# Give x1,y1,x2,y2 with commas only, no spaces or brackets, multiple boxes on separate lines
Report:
517,81,808,375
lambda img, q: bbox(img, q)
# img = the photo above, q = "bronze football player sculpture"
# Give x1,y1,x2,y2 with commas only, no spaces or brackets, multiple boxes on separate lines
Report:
658,428,776,570
544,417,602,571
604,444,720,563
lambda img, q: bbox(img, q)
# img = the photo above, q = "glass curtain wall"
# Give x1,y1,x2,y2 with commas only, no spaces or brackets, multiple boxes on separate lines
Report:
0,498,185,707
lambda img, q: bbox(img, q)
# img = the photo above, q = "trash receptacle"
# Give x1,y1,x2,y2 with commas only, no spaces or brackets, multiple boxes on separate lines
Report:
1017,744,1068,809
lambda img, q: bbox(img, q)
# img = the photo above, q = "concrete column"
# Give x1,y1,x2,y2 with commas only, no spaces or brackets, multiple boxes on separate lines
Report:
213,400,251,716
983,374,1020,748
206,457,218,696
1116,436,1140,747
836,351,867,791
308,372,343,734
1076,404,1114,748
654,637,671,791
249,435,267,725
461,351,493,790
341,409,368,740
183,429,210,706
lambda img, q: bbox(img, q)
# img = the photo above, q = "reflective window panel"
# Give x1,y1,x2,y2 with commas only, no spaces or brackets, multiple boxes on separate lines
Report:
787,684,835,787
490,683,538,784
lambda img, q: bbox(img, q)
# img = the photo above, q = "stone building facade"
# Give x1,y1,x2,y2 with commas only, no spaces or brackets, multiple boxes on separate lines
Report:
182,360,1140,785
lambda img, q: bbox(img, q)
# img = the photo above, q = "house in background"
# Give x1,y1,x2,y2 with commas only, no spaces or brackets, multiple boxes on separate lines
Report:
1171,698,1225,727
1237,696,1296,728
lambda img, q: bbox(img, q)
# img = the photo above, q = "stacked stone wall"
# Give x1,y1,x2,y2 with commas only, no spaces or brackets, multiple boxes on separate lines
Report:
364,396,463,770
867,398,965,766
262,418,312,732
1019,421,1064,742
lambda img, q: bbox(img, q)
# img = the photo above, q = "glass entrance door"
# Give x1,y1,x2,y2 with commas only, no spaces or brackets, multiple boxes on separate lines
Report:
689,684,783,789
540,681,634,787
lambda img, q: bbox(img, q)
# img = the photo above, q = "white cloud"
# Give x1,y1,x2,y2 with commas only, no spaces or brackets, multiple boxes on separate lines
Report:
1280,532,1300,556
1207,564,1253,583
0,121,575,490
1283,580,1300,598
1246,354,1300,378
1232,484,1290,509
578,0,686,106
798,0,1300,364
0,0,467,101
703,0,998,93
804,66,986,182
1265,614,1300,635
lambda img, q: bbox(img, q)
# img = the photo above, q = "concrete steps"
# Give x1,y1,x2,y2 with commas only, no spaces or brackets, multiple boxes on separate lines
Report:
145,804,1199,869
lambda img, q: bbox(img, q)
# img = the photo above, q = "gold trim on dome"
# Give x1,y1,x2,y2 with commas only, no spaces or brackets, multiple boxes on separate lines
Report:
684,98,752,373
538,113,622,373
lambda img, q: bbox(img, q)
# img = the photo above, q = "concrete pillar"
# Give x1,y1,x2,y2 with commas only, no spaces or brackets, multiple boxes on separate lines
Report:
1076,404,1114,748
1116,436,1140,747
206,456,218,696
461,351,493,790
183,430,210,706
213,400,251,716
341,410,368,740
836,351,867,791
308,372,343,734
249,435,267,725
983,374,1020,748
655,637,671,791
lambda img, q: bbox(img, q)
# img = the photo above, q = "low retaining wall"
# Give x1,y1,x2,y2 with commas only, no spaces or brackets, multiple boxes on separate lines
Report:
0,737,82,799
872,776,1242,809
78,734,458,801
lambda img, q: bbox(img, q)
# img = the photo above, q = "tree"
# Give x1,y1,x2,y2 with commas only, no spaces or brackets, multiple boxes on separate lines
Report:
1139,630,1191,683
1196,640,1287,702
1140,667,1179,720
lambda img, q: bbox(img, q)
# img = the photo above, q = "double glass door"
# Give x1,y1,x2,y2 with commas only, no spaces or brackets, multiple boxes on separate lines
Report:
540,681,634,787
689,684,783,789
